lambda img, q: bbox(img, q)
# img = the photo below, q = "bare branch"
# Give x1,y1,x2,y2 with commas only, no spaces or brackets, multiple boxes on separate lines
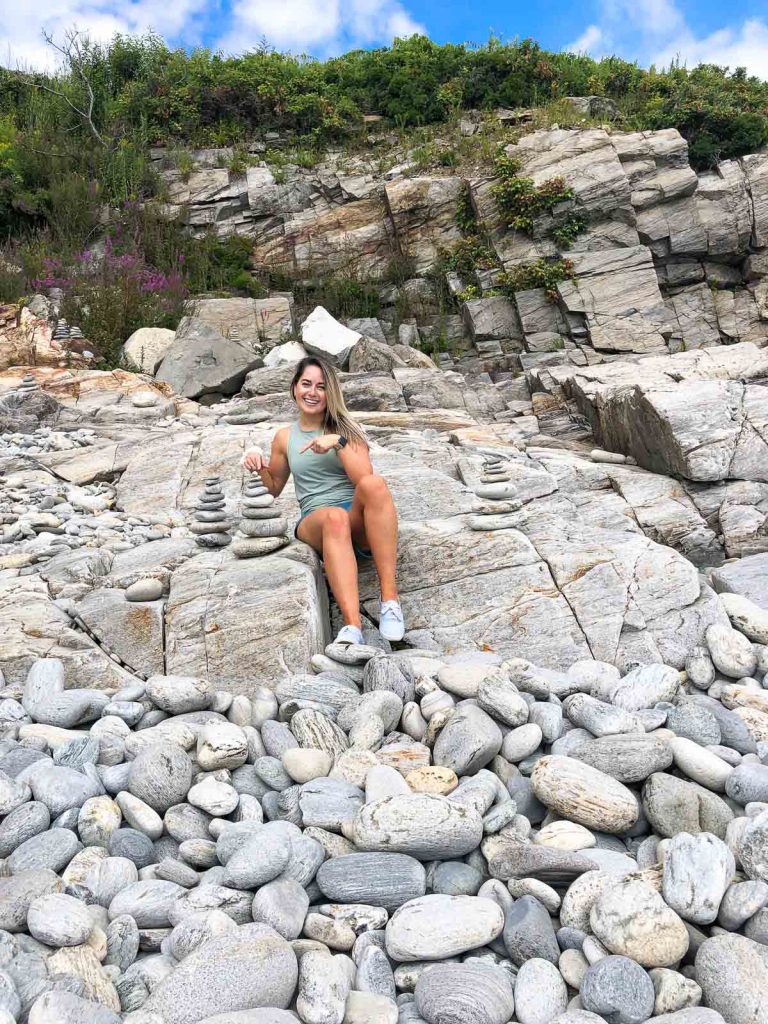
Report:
7,29,110,149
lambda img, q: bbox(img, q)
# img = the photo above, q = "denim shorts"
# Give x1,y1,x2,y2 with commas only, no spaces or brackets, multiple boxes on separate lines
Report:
294,499,373,559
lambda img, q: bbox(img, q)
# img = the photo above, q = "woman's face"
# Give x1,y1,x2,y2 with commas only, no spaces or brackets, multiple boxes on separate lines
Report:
294,364,327,416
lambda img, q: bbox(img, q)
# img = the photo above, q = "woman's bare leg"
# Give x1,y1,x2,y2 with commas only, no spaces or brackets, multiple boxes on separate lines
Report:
296,507,361,627
348,474,398,603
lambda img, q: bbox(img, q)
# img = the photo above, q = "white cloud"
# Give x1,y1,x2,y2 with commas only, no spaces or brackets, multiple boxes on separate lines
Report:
0,0,213,70
0,0,423,71
566,24,605,54
216,0,423,56
653,19,768,77
565,0,768,78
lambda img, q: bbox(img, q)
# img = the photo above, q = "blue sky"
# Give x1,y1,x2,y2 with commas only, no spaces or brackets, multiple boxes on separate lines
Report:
1,0,767,78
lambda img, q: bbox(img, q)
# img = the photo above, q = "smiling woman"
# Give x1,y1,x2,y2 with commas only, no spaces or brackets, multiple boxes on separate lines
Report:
242,357,405,646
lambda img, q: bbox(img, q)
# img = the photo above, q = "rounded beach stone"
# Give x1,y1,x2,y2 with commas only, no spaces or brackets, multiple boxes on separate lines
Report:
317,852,426,912
0,801,51,858
8,827,82,874
717,880,768,930
608,664,680,710
738,811,768,883
385,894,503,961
406,766,458,795
666,705,721,747
590,879,689,968
414,961,515,1024
669,738,732,792
725,763,768,806
661,832,735,925
197,724,248,771
251,878,309,940
531,756,639,833
581,956,655,1024
116,793,164,840
695,933,768,1024
685,648,716,690
502,724,543,763
649,968,703,1015
108,880,186,928
349,794,482,860
222,831,290,890
282,749,333,784
503,895,560,965
534,821,596,852
476,671,530,727
432,705,502,776
128,743,193,814
514,957,568,1024
28,991,122,1024
571,734,673,784
705,624,757,679
642,773,733,839
0,868,62,931
145,676,211,715
125,579,163,602
27,892,94,947
142,923,298,1023
187,778,239,817
296,949,349,1024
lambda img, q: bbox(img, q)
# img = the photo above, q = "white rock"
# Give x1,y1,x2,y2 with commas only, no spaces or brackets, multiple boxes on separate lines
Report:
264,340,308,367
385,894,503,961
301,307,361,368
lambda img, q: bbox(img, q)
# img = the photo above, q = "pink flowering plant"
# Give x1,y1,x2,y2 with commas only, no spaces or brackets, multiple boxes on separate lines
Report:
32,209,188,365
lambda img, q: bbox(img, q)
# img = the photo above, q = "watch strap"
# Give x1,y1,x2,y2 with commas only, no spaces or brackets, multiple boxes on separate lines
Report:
336,436,348,450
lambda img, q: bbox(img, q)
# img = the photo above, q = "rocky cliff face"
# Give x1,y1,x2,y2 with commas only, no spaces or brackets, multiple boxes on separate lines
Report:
155,126,768,367
1,125,768,1024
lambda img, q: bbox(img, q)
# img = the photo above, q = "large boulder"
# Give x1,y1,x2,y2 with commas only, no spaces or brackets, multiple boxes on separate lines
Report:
300,307,361,368
121,327,176,374
155,317,263,398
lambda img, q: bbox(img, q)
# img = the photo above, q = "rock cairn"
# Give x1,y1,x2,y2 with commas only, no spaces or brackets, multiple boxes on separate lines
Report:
15,372,39,397
190,476,231,548
467,450,521,532
69,326,84,341
52,318,70,342
232,471,289,558
1,594,768,1024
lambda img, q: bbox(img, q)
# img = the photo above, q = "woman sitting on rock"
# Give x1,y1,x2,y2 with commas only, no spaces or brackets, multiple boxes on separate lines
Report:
242,355,404,645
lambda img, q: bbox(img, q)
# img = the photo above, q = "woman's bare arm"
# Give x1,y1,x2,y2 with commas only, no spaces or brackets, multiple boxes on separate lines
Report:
243,428,291,497
298,432,373,484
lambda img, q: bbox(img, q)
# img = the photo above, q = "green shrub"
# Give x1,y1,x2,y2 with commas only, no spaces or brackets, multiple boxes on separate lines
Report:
552,214,587,249
492,153,574,232
498,257,574,297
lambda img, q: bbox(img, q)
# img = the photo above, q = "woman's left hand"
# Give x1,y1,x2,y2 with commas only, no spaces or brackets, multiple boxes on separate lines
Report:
299,434,341,455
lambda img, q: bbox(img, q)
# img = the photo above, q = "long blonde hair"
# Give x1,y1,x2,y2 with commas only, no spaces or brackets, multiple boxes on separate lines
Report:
290,357,368,448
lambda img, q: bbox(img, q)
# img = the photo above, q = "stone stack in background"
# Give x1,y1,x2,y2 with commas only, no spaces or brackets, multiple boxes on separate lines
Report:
190,476,231,548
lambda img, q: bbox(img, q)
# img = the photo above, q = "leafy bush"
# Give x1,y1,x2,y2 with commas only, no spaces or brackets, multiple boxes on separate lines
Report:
492,153,574,233
498,257,575,297
552,214,587,249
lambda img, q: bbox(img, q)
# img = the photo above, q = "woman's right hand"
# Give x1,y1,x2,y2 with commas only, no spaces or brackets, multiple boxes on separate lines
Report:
242,447,268,473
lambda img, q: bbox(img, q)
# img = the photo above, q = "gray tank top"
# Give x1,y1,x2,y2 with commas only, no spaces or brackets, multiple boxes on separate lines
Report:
286,422,355,518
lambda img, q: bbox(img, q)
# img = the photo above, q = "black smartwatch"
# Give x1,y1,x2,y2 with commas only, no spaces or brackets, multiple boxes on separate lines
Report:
335,436,348,451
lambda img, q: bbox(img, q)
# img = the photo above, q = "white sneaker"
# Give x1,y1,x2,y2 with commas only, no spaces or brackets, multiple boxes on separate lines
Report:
379,600,405,642
335,624,364,646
